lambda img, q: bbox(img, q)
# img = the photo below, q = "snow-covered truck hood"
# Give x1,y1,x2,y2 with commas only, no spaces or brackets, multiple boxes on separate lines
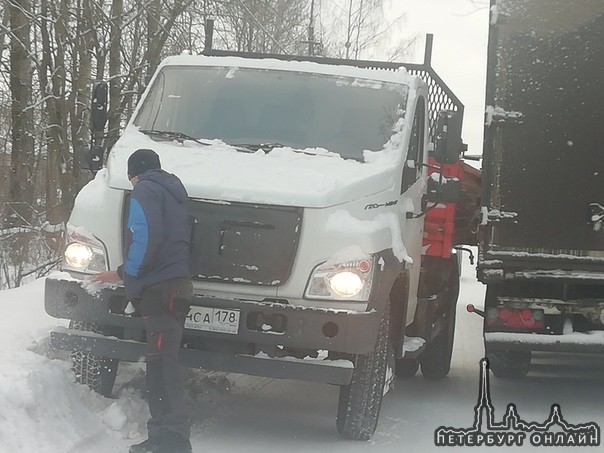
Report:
104,55,420,208
106,128,401,208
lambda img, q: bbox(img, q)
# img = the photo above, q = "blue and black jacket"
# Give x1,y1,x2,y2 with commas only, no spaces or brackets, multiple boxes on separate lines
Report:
117,169,191,298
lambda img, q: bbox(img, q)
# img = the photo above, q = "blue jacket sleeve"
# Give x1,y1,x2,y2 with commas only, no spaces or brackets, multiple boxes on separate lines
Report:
123,182,164,278
124,198,148,277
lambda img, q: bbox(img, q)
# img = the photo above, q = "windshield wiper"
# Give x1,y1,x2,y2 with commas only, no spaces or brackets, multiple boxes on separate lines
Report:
230,142,286,152
140,129,212,146
231,142,334,158
141,130,258,154
140,133,337,158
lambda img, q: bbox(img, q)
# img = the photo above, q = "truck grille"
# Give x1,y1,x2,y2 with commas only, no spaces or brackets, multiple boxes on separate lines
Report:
187,200,302,286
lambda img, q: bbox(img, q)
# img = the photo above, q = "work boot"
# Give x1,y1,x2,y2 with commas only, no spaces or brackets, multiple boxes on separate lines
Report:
129,437,161,453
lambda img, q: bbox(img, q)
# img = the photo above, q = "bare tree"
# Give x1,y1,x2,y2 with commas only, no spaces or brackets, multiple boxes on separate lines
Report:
319,0,414,61
7,0,35,225
211,0,308,54
37,0,70,223
70,0,97,189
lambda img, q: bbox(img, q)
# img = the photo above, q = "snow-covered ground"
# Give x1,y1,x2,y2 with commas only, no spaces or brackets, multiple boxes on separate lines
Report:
2,256,604,453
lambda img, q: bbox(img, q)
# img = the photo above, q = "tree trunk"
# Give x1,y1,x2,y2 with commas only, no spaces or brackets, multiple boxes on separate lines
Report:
146,0,161,84
107,0,123,152
71,0,95,190
8,0,35,226
39,0,70,224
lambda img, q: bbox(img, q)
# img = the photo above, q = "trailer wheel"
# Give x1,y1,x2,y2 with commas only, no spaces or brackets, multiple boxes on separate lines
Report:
487,350,531,379
69,321,118,397
419,262,459,380
336,302,390,440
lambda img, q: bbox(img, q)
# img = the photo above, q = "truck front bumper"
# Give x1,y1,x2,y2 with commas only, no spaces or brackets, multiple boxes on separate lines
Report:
45,277,381,385
50,326,354,385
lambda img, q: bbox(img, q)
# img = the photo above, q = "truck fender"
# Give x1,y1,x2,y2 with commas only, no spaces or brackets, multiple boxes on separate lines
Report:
366,249,410,358
388,271,411,359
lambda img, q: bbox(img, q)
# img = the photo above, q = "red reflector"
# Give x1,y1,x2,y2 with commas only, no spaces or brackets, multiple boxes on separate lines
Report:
499,308,512,321
520,309,533,321
496,308,544,330
466,304,475,313
358,260,372,273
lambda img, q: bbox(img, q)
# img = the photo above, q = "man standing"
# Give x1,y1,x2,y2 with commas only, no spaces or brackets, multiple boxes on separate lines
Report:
94,148,193,453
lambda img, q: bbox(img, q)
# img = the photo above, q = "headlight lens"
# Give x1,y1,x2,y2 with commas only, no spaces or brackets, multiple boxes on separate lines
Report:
62,225,108,273
305,257,374,301
64,243,94,269
329,271,364,297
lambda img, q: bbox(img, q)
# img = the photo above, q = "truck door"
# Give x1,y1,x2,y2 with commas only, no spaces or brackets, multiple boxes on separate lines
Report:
399,97,427,325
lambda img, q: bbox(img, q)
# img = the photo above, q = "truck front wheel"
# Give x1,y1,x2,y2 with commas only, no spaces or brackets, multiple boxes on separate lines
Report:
69,321,118,397
336,302,391,440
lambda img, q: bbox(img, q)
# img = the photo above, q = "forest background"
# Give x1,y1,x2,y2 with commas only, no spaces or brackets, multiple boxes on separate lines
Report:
0,0,426,288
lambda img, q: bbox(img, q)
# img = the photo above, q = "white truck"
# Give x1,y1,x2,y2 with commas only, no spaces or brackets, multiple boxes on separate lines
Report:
45,34,475,440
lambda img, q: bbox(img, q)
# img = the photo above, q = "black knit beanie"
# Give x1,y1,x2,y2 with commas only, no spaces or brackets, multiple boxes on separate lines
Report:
127,148,161,179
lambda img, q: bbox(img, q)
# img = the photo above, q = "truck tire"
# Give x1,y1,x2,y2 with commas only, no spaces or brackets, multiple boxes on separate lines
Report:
69,321,118,397
487,350,531,379
336,302,391,440
419,262,459,380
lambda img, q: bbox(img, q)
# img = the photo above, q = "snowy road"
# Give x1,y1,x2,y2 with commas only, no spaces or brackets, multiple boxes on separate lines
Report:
2,258,604,452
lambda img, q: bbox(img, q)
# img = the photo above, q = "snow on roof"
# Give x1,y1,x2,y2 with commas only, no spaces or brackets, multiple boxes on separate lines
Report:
157,54,418,86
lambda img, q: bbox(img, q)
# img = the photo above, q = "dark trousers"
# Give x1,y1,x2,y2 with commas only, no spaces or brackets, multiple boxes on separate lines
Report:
140,278,193,440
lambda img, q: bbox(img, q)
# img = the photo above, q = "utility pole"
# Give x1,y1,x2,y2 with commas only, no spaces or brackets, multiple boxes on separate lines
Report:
345,0,353,59
308,0,316,55
302,0,321,56
354,0,363,59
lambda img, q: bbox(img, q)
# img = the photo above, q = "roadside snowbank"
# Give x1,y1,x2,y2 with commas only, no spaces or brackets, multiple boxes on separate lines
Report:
0,278,146,453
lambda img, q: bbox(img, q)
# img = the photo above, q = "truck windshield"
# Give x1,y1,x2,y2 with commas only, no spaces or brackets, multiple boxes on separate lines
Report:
133,65,408,161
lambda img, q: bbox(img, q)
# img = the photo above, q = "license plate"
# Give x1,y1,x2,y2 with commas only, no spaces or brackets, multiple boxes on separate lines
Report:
185,306,240,334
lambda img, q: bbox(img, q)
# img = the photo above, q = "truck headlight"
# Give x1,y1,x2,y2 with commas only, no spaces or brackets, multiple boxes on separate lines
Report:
62,225,108,273
64,243,94,269
305,257,374,301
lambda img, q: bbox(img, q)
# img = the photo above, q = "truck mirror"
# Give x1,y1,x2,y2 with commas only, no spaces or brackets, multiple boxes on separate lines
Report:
79,146,104,172
433,110,463,164
90,82,108,132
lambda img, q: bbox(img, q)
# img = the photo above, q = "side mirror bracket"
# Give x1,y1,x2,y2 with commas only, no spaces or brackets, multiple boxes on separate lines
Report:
79,146,104,172
433,110,465,164
90,81,108,133
81,82,108,172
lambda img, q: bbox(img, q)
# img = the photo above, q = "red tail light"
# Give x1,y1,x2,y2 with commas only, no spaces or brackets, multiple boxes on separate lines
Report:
486,307,545,331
